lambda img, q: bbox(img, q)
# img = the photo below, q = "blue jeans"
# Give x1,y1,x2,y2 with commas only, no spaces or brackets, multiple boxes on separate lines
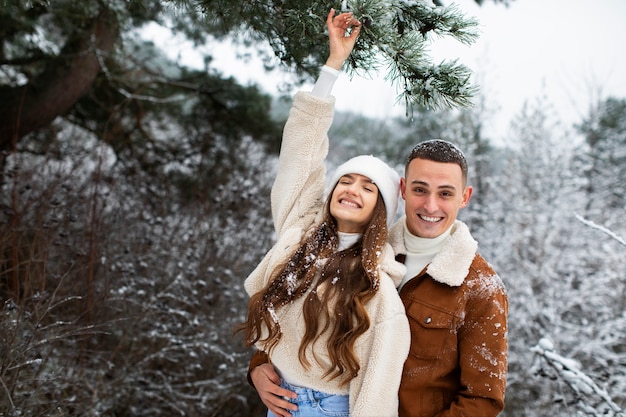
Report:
267,380,349,417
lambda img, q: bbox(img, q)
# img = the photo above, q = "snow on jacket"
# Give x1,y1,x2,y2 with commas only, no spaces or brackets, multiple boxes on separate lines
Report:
244,91,410,417
388,218,509,417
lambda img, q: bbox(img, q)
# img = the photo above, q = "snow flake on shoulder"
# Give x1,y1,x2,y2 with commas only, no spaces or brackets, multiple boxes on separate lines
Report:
468,259,507,296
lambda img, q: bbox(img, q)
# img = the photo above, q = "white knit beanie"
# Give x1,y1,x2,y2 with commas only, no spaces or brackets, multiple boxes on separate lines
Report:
328,155,400,227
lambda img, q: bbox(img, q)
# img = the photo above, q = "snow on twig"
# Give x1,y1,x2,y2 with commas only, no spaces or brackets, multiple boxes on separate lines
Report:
575,214,626,247
531,338,624,415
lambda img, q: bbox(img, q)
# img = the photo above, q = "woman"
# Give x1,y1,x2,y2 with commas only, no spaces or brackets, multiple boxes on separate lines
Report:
240,9,410,417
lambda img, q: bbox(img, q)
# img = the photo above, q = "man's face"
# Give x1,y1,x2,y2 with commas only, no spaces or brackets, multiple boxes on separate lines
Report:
401,158,472,238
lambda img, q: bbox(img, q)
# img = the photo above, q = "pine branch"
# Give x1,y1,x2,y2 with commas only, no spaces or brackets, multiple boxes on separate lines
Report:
396,1,479,44
345,0,479,109
191,0,482,110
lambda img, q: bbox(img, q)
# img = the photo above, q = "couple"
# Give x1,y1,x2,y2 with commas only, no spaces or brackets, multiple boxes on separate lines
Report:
239,9,508,417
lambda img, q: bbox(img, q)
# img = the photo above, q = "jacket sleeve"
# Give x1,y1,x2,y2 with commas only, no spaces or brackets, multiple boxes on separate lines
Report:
270,91,335,237
246,350,270,387
350,288,410,417
243,92,335,296
444,273,508,417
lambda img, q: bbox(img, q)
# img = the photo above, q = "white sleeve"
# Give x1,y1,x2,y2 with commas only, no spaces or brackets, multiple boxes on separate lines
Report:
271,92,335,236
311,65,340,98
349,284,411,416
349,312,410,417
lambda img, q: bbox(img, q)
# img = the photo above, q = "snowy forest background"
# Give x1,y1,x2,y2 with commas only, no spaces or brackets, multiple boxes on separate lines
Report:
1,1,625,416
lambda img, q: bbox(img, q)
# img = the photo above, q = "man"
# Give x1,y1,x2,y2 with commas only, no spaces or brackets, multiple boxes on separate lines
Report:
247,139,509,417
391,139,508,416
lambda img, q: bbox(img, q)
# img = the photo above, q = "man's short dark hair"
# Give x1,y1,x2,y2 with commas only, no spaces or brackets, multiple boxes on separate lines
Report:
405,139,468,184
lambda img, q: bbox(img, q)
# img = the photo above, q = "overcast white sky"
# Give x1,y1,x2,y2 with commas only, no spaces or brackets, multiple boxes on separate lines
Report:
151,0,626,140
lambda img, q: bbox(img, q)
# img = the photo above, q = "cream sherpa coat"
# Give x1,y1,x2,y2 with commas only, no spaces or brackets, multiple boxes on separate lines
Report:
244,91,410,417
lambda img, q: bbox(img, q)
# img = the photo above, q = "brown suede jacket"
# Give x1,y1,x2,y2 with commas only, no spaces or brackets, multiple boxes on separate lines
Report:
392,219,508,417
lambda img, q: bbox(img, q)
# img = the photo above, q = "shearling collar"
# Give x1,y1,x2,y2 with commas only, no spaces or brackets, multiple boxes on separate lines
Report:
389,217,478,287
379,242,408,288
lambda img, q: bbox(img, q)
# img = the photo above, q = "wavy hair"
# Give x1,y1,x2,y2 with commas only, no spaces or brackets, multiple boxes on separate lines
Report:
240,192,388,386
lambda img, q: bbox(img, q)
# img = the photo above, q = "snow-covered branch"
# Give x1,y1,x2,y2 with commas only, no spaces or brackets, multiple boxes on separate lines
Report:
575,214,626,247
531,337,624,416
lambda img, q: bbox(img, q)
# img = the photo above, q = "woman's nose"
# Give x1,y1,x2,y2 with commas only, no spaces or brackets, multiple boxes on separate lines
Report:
346,183,359,194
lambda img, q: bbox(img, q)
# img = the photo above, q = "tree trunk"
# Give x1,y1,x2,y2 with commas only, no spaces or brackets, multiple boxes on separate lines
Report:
0,10,119,168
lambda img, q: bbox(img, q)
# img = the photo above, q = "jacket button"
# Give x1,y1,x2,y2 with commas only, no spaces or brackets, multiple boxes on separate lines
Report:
424,317,432,324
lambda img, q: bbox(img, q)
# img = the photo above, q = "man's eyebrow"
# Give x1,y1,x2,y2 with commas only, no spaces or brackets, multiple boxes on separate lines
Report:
410,180,457,191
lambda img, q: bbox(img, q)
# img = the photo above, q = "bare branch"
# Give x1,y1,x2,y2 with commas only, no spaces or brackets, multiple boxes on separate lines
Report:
575,214,626,247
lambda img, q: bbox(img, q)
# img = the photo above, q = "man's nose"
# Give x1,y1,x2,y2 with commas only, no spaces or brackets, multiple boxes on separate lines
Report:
423,195,438,212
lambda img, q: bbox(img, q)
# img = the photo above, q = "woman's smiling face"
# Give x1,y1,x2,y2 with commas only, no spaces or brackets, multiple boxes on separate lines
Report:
330,173,379,233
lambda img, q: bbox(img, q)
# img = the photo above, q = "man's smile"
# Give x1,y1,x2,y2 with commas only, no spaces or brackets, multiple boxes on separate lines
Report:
419,214,443,223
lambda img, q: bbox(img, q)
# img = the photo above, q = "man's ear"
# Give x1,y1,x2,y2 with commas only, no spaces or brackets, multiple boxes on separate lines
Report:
461,185,473,207
400,177,407,200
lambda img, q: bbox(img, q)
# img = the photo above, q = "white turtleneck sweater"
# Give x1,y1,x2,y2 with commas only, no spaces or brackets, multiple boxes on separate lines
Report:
337,231,361,250
399,222,452,290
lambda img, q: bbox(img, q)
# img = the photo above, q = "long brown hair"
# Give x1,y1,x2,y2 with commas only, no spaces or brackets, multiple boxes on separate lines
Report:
240,192,388,386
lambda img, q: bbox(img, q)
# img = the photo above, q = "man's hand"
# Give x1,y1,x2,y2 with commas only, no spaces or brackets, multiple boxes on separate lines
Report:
325,8,361,70
250,363,298,417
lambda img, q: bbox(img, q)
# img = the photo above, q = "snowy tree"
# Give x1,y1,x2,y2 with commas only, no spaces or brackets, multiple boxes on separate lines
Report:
0,125,278,415
466,96,626,416
0,0,495,170
575,97,626,227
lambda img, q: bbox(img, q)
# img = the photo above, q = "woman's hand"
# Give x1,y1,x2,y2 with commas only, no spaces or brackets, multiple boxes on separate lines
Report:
325,8,361,70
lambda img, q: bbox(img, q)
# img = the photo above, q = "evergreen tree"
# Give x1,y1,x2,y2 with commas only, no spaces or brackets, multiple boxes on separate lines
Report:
0,0,502,172
470,96,626,416
576,97,626,226
196,0,482,110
